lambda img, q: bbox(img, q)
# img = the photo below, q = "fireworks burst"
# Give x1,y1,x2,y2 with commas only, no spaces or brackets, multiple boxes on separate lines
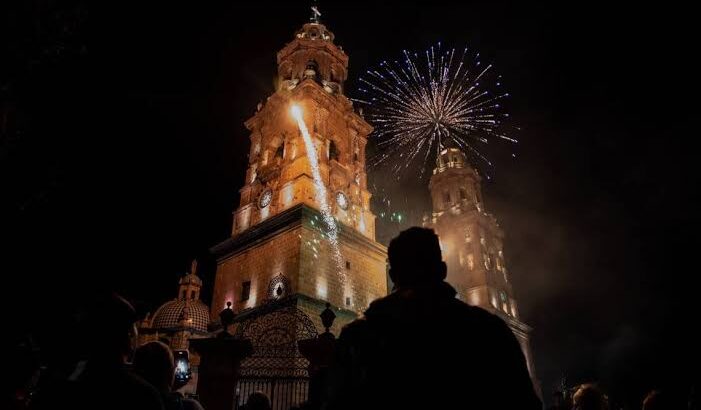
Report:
354,43,517,179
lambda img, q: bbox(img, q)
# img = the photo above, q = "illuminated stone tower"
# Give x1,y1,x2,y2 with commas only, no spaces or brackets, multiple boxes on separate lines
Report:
425,147,538,385
210,14,387,341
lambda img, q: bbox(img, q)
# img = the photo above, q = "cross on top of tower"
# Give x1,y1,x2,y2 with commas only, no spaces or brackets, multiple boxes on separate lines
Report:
179,259,203,287
310,0,322,24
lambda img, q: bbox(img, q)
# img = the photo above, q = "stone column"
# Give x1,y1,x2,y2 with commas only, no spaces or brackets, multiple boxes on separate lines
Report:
188,302,252,410
298,303,337,410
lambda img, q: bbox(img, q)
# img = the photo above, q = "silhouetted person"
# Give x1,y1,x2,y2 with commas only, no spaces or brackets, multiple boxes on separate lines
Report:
325,227,541,410
642,390,665,410
643,389,687,410
244,391,271,410
34,293,163,410
133,341,204,410
572,384,608,410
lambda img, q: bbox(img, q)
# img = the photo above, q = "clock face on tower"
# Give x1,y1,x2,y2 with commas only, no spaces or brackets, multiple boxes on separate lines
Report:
259,188,273,209
335,191,349,210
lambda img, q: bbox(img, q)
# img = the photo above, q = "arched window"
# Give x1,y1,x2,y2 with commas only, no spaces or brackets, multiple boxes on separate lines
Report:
304,60,319,82
275,144,284,160
331,67,340,83
329,140,340,162
241,281,251,302
484,252,491,269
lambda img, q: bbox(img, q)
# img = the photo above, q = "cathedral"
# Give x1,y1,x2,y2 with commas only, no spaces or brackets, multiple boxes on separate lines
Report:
139,12,387,406
139,7,538,407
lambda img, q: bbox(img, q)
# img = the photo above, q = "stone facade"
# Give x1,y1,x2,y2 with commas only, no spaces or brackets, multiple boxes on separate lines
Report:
212,204,386,330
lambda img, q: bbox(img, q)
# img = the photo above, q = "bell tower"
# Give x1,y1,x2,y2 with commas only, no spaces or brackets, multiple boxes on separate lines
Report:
426,147,539,387
211,11,387,341
231,20,374,239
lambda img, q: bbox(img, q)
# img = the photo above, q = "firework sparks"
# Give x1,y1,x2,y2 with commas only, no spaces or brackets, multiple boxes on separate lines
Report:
291,104,346,279
355,43,517,179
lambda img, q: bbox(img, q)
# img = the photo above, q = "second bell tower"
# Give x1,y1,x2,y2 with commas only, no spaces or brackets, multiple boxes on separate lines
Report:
425,147,539,387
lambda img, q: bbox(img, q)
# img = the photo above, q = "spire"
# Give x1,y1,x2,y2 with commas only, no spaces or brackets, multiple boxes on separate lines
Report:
310,0,321,24
178,259,202,301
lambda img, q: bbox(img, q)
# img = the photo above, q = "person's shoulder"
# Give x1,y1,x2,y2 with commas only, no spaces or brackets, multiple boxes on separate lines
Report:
70,367,164,410
338,316,371,342
124,371,165,409
338,294,389,337
181,397,205,410
125,370,158,391
169,392,205,410
452,300,511,330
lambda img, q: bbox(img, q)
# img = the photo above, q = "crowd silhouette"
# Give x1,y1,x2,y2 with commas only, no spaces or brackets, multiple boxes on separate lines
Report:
31,293,165,410
12,228,692,410
325,227,541,409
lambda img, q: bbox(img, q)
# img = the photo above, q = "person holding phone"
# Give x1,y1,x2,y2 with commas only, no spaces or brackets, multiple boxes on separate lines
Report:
133,341,204,410
173,350,192,389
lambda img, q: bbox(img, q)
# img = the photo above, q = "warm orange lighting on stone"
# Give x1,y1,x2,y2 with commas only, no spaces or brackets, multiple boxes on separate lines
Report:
211,19,387,332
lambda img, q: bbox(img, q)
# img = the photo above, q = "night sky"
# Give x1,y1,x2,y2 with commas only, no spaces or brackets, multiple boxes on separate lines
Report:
4,1,698,407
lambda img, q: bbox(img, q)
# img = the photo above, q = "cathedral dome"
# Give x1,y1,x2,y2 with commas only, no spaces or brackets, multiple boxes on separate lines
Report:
151,299,210,333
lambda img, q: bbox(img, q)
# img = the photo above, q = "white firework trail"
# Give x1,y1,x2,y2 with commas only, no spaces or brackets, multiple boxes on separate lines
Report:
291,105,346,278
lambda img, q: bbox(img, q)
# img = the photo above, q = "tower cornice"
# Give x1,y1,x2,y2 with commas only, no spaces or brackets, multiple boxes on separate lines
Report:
212,203,386,261
244,80,372,136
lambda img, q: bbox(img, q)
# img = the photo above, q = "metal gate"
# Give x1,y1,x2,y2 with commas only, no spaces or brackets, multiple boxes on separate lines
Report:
233,377,309,410
232,301,318,410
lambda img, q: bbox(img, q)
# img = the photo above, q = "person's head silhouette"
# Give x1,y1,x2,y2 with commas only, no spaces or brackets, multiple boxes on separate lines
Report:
89,292,139,363
388,227,447,289
642,390,672,410
572,384,607,410
132,341,175,392
245,391,271,410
